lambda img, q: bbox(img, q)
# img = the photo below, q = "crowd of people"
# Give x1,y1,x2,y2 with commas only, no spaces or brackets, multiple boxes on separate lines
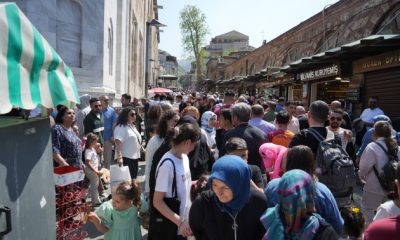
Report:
49,90,400,239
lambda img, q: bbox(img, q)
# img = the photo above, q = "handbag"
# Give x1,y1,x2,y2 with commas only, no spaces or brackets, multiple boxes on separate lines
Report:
148,158,181,240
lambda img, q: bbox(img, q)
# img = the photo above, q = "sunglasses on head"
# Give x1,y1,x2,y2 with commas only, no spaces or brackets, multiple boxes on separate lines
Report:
330,117,342,121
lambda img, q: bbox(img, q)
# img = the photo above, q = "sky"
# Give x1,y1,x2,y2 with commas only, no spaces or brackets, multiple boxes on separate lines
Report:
158,0,340,59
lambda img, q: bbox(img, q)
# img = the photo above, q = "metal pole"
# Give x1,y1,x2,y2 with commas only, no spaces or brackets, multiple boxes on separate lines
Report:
144,22,150,98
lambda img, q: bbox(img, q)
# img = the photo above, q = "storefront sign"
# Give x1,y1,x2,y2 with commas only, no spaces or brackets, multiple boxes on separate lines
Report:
353,50,400,73
297,64,340,81
346,88,360,101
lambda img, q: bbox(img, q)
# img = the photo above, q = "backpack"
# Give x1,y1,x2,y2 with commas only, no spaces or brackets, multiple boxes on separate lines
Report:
308,128,356,200
372,142,399,192
149,138,172,209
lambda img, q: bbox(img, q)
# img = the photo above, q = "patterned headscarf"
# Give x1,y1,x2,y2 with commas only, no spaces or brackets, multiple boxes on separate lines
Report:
278,169,316,234
261,169,322,240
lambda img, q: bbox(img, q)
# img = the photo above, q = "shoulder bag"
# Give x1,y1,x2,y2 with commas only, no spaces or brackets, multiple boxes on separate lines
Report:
148,158,181,240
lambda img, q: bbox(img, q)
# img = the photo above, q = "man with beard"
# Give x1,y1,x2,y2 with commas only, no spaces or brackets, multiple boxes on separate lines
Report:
84,98,105,146
327,109,352,151
360,96,384,129
330,100,352,130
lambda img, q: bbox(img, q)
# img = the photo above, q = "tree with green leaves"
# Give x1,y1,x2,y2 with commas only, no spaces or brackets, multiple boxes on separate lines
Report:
179,5,208,82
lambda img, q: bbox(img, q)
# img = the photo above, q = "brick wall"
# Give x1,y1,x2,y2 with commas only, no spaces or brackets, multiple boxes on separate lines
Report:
210,0,400,81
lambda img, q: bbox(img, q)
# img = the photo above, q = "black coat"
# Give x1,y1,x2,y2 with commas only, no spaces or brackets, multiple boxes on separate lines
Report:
220,123,267,171
189,189,268,240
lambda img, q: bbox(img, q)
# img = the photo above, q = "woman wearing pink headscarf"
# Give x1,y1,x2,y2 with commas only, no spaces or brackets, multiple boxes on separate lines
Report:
259,143,287,180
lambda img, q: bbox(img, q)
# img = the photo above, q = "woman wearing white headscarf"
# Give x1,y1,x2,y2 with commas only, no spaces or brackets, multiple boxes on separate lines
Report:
201,111,218,159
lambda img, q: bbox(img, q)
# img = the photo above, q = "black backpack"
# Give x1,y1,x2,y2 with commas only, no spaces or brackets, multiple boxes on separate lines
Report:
373,142,399,192
308,128,356,200
148,138,172,209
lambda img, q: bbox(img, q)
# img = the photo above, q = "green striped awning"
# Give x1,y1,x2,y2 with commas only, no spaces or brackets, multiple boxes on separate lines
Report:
0,3,80,114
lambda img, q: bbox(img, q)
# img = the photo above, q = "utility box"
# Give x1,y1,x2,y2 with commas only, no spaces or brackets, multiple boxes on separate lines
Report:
0,117,56,240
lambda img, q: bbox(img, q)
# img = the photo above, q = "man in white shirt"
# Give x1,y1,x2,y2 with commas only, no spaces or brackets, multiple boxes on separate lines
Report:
360,96,384,128
327,109,352,150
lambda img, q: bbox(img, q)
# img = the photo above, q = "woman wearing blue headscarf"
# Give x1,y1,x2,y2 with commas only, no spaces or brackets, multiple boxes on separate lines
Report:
261,169,338,240
189,155,267,240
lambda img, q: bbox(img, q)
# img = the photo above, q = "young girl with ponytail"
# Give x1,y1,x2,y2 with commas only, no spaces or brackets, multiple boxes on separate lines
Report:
88,181,147,240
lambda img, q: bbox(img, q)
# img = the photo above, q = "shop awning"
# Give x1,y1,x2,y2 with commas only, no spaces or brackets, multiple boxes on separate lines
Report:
0,3,80,114
159,74,178,80
281,34,400,73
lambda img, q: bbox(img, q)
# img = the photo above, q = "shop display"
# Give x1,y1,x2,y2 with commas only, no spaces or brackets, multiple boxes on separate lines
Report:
55,167,89,240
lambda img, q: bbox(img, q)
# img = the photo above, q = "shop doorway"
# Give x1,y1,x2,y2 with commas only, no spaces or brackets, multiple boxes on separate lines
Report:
316,80,349,103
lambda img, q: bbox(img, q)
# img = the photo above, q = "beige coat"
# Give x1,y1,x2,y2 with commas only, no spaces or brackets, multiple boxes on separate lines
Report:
359,137,400,195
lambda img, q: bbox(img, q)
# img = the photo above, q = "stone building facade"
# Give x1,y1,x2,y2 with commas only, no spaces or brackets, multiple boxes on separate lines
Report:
8,0,160,105
158,49,178,89
204,30,254,59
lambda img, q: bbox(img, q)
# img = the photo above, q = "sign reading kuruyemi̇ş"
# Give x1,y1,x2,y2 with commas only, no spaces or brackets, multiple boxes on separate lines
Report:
297,64,340,81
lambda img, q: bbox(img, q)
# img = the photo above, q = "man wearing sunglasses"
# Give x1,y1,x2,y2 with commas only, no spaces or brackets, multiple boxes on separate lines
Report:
84,97,105,146
327,109,352,151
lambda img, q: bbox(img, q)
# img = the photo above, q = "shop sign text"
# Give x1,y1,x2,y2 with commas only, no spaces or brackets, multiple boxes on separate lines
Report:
297,64,340,81
353,50,400,73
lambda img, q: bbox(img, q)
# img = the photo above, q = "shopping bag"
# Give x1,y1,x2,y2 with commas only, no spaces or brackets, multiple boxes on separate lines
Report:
110,165,131,192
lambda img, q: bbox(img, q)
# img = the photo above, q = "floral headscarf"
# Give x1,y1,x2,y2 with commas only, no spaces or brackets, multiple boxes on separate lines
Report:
261,170,324,240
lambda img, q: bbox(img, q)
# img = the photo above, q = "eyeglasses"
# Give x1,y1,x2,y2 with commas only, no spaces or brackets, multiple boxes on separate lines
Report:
330,117,342,121
130,113,136,117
